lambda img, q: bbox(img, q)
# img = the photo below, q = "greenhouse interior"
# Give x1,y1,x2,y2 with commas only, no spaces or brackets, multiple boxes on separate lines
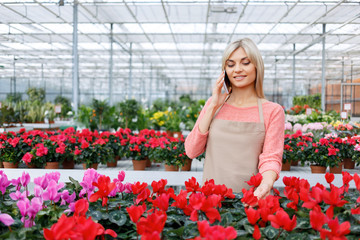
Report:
0,0,360,239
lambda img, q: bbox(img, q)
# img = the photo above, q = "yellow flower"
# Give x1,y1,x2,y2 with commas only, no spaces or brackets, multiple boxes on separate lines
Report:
159,121,165,126
186,114,190,118
194,114,198,118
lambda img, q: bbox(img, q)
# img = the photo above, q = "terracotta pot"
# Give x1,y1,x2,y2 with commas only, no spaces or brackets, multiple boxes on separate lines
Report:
310,165,326,174
181,159,192,171
291,160,299,166
146,158,152,168
330,162,343,174
165,131,182,138
281,161,291,171
343,158,355,169
62,159,75,169
27,164,37,169
164,164,179,171
82,163,99,170
172,131,182,138
132,160,147,170
107,160,118,167
45,162,59,169
3,162,19,168
0,161,3,168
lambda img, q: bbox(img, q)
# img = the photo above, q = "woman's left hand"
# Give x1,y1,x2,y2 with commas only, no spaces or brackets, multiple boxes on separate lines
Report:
253,182,272,200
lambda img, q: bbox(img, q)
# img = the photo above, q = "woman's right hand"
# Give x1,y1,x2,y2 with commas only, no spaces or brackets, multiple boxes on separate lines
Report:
209,71,229,109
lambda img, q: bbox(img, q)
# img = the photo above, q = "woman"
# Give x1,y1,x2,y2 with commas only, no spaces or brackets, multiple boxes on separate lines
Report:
184,38,284,199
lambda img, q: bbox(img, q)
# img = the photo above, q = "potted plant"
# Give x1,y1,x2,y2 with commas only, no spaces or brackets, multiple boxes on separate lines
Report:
25,142,49,168
307,141,328,173
163,110,182,137
117,99,140,130
339,137,357,169
0,130,32,168
127,134,150,170
106,133,121,167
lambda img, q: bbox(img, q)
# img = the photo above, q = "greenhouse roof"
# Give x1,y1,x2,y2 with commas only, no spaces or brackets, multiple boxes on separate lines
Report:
1,0,360,103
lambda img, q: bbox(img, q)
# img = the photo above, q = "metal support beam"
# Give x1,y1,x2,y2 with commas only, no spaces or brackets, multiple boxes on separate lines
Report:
321,24,326,112
72,1,79,115
128,42,133,99
292,44,296,106
109,23,113,105
149,64,153,108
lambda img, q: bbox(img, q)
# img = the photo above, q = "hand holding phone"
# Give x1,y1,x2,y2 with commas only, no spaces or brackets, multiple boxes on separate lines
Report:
223,71,230,94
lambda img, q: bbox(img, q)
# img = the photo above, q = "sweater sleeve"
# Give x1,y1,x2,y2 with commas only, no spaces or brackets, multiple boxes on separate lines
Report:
258,104,285,180
184,97,212,159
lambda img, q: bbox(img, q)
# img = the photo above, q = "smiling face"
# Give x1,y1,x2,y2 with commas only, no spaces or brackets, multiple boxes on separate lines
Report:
225,47,257,90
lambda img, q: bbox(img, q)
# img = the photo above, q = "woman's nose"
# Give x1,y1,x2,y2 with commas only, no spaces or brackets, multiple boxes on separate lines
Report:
234,64,243,73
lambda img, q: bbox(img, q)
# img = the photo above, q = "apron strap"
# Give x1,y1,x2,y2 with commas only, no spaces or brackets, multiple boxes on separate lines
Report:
257,98,264,123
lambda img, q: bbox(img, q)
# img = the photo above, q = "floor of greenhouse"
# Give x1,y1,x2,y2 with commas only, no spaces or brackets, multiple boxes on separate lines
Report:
2,158,359,189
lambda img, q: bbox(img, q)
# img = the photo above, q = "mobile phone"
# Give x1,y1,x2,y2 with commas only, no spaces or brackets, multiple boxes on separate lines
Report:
223,71,230,94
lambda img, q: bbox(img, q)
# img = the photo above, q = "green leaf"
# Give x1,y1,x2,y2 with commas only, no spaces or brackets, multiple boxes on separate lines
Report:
350,225,360,234
285,232,311,240
183,221,198,239
238,217,249,226
263,225,278,239
164,226,184,238
68,176,81,190
295,217,311,230
109,211,127,226
220,212,233,227
88,210,102,221
236,230,248,236
243,224,254,235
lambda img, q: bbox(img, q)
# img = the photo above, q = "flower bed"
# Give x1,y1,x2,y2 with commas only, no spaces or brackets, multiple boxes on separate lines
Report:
0,128,192,169
0,170,359,239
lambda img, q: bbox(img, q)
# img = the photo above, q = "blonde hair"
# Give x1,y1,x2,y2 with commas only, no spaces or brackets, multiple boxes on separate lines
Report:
221,38,265,98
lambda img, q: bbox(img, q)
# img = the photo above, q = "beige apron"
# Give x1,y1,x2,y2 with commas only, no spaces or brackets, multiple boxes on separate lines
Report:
202,98,266,192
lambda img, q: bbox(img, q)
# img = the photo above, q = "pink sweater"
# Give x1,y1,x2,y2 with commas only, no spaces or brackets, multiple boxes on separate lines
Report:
185,98,285,178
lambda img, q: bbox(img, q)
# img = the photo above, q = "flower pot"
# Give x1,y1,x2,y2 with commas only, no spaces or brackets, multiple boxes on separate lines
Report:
281,162,291,171
329,162,343,174
310,165,326,174
343,158,355,169
62,159,75,169
45,162,59,169
166,131,182,138
181,159,192,171
107,160,118,168
291,160,299,166
164,164,179,171
27,164,37,169
3,162,19,168
146,158,152,168
0,161,3,168
82,163,99,170
132,160,147,171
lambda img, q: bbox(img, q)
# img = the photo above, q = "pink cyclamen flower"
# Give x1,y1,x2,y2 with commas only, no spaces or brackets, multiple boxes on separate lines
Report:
42,180,64,203
0,171,10,195
79,169,100,198
34,172,61,190
0,211,14,226
17,197,43,228
60,190,76,205
20,171,30,188
10,190,28,201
